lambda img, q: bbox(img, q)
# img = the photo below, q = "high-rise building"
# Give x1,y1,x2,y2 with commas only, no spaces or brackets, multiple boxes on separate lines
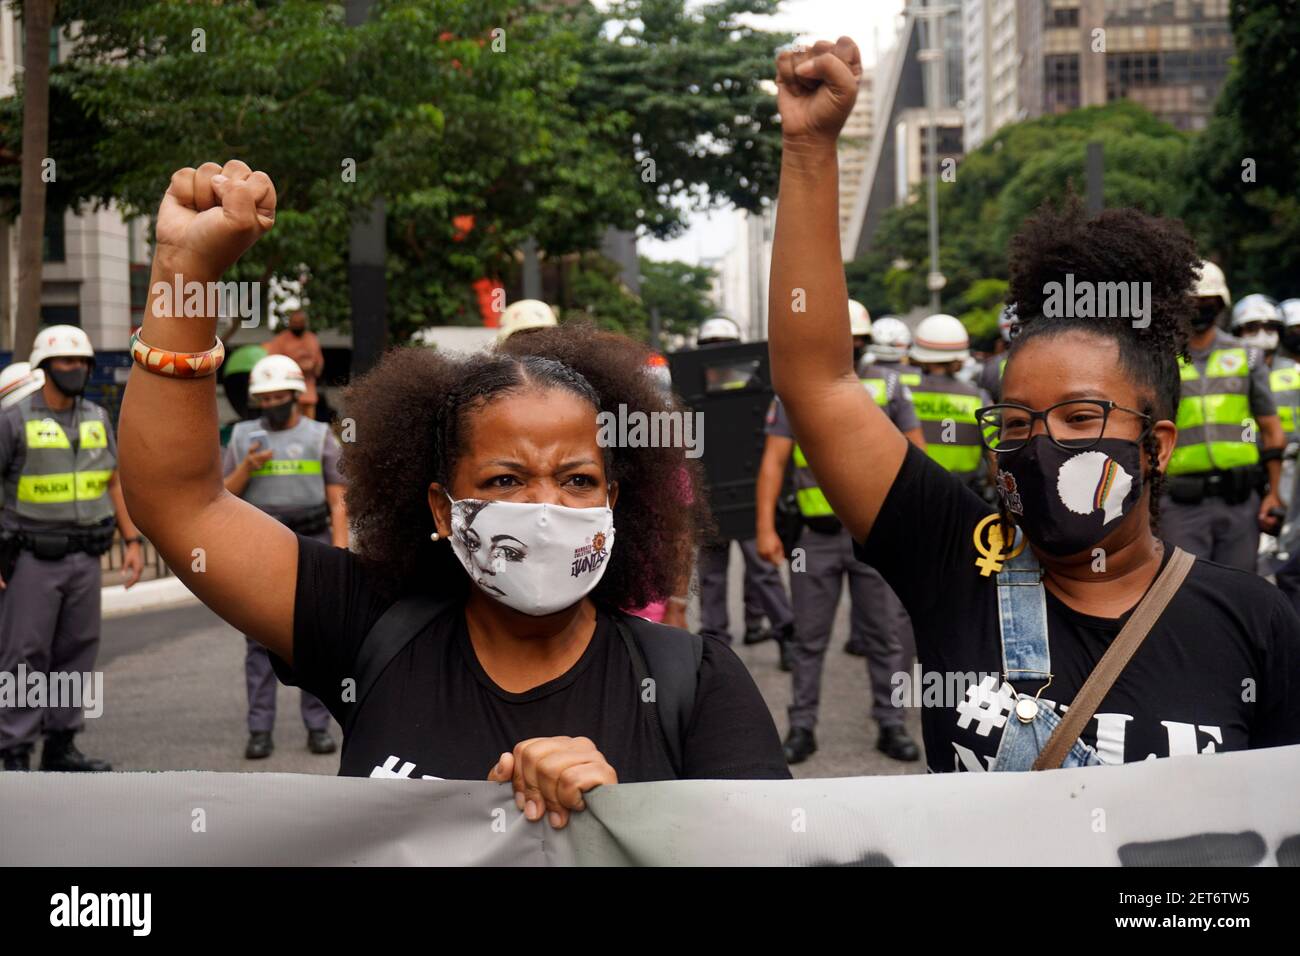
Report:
839,70,876,250
842,2,966,259
963,0,1021,151
1017,0,1232,132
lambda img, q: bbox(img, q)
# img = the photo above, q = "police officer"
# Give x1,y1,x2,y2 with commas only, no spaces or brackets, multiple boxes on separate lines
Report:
867,316,918,386
756,302,924,764
845,309,917,660
977,305,1017,402
1161,262,1286,570
0,326,143,772
909,314,989,493
693,315,797,661
1232,294,1284,363
1240,296,1300,570
223,355,347,759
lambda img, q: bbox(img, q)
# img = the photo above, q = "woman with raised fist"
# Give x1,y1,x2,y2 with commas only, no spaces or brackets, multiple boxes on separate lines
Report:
119,161,788,831
766,39,1299,774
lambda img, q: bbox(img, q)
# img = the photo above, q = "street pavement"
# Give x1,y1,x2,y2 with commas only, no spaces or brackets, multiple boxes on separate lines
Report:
81,542,924,778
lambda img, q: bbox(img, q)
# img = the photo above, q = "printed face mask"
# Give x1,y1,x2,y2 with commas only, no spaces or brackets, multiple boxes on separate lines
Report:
444,493,615,616
994,436,1144,557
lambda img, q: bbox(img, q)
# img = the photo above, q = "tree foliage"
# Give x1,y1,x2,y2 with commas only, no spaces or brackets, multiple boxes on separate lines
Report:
1182,0,1300,300
847,101,1193,320
0,0,788,341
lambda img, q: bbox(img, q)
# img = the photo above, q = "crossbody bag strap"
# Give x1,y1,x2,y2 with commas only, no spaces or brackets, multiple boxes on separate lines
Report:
1033,546,1196,770
345,594,453,736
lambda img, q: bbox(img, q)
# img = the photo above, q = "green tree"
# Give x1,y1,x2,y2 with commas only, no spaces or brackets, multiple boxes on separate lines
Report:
1182,0,1300,300
848,101,1193,318
638,256,716,339
955,277,1009,346
554,253,650,338
1,0,790,344
567,0,790,239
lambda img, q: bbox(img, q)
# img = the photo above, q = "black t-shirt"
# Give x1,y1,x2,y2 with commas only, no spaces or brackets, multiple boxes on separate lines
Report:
273,537,791,782
856,444,1300,773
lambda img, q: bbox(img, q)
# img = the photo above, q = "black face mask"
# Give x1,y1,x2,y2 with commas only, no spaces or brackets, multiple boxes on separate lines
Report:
49,366,90,397
994,436,1145,557
1283,330,1300,357
1190,304,1221,333
262,400,295,428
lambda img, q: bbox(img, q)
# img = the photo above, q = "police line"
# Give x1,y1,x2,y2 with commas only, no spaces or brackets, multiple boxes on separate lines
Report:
1,744,1297,866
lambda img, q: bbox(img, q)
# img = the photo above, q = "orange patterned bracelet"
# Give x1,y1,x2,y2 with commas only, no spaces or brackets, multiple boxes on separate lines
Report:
129,332,226,378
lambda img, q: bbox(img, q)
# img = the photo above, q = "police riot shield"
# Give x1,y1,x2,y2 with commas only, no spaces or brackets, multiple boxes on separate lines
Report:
668,341,772,542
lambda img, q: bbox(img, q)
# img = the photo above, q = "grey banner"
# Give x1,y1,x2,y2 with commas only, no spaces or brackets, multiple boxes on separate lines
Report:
2,744,1298,866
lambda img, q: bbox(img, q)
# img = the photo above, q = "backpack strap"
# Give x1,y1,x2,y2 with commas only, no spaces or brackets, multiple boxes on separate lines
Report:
346,594,454,736
613,612,704,777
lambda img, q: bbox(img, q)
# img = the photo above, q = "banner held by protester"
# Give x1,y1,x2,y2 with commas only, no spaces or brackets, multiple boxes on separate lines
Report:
2,744,1297,866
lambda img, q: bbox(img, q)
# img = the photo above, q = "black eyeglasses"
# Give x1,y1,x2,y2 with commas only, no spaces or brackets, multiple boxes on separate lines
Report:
976,400,1153,454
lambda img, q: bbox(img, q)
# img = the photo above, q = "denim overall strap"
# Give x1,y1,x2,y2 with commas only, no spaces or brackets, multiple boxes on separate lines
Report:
995,529,1051,685
992,530,1102,771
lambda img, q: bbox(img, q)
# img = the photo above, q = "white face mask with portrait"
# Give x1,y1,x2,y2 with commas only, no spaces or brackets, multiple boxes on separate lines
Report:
444,493,616,616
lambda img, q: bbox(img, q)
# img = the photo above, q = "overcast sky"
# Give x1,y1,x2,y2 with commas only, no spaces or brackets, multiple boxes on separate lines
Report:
640,0,907,265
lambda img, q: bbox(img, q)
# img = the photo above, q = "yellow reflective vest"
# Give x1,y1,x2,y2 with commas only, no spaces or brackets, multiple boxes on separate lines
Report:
6,394,116,526
791,377,891,519
1170,345,1260,475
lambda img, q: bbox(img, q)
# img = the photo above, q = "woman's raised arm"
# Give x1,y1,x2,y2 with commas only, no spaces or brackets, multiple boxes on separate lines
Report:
118,161,299,661
768,39,910,542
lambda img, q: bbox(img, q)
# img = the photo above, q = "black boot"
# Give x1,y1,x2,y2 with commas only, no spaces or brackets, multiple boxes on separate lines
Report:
2,745,33,771
307,729,337,755
40,732,111,772
782,727,817,765
776,623,795,672
245,731,273,760
742,623,773,645
876,724,920,762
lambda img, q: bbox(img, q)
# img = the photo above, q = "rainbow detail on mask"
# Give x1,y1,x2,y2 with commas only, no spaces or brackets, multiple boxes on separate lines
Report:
1093,458,1119,510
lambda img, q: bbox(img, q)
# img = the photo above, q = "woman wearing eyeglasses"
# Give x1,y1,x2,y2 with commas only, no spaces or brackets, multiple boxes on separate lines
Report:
767,38,1300,773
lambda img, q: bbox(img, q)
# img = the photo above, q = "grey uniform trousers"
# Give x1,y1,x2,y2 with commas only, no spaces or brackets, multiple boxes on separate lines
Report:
0,549,103,750
697,537,794,643
1160,493,1259,572
244,526,330,733
788,526,911,731
244,639,331,734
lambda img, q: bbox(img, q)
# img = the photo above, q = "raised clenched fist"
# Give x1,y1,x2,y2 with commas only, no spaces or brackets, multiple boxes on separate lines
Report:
774,37,862,144
154,160,276,282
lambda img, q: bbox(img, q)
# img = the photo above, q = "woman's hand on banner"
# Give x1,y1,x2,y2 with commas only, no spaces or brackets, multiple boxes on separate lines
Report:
488,736,618,830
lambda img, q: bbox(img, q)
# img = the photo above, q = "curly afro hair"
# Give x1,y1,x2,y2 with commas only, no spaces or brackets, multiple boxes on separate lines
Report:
1006,193,1198,418
1004,193,1202,535
341,322,708,608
